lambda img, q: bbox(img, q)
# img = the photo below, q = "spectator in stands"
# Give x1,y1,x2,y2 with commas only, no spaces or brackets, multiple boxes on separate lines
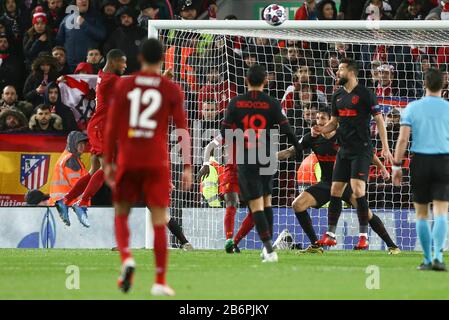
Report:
43,0,66,35
25,189,50,206
415,54,435,97
0,108,29,133
23,7,54,70
339,0,365,19
56,0,106,72
197,66,237,115
321,51,342,102
175,0,217,19
117,0,139,10
44,81,79,133
177,0,198,20
246,37,278,65
274,46,305,99
235,51,257,94
375,64,399,97
138,0,159,29
23,54,58,107
74,61,94,74
86,47,104,73
440,64,449,100
138,0,174,20
294,0,317,20
316,0,337,20
394,0,429,20
426,0,449,19
362,0,393,20
29,104,63,132
200,94,219,129
103,6,146,74
0,0,26,50
367,59,381,90
100,0,119,39
281,65,327,112
52,45,69,76
0,85,33,118
0,33,22,93
285,84,323,137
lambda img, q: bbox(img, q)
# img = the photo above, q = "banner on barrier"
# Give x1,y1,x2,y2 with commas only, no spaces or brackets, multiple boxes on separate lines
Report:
0,134,90,206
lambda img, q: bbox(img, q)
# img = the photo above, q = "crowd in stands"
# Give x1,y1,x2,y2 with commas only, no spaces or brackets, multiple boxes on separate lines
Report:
0,0,217,133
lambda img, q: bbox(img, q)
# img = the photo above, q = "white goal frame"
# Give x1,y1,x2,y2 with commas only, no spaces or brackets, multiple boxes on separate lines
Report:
144,19,449,249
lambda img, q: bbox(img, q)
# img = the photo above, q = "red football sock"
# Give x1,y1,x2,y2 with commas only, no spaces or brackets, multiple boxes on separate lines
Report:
234,211,254,245
79,169,104,206
115,214,131,263
224,206,237,239
153,225,168,285
63,173,91,204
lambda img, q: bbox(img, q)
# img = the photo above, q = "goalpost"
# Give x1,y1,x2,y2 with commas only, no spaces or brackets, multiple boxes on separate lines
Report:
145,20,449,251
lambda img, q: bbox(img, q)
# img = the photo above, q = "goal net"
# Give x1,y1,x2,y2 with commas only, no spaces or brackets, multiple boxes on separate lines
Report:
150,20,449,251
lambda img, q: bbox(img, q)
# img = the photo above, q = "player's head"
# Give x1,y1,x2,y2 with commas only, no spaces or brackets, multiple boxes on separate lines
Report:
106,49,127,75
337,57,359,86
139,38,164,69
316,107,331,126
425,67,444,93
246,64,267,88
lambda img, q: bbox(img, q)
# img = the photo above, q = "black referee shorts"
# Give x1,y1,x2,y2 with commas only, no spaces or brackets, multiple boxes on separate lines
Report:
237,164,273,202
410,154,449,203
305,182,353,208
332,151,373,183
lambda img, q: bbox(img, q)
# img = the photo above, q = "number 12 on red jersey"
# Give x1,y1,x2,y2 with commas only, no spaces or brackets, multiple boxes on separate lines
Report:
127,87,161,138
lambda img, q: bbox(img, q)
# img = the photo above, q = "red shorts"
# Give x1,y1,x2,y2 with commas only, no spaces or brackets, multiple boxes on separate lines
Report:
220,164,239,195
114,167,171,207
87,120,104,156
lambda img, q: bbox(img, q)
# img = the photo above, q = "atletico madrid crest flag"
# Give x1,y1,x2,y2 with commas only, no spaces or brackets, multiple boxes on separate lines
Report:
20,154,50,190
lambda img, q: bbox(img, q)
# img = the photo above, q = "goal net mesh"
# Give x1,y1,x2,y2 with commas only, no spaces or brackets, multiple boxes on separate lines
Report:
159,25,449,251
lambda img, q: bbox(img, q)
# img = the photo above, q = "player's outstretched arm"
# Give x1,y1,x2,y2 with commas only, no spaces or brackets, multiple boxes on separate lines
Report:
372,153,390,181
374,113,394,165
277,146,295,160
198,135,222,181
392,125,411,186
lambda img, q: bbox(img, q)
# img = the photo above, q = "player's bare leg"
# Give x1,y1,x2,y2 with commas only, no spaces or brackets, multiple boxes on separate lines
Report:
150,206,175,296
224,192,239,253
317,181,346,247
349,194,400,254
292,192,323,253
350,178,369,250
249,196,277,263
114,201,135,293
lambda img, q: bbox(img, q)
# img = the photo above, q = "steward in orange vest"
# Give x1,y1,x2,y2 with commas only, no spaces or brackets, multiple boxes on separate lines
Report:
49,131,89,205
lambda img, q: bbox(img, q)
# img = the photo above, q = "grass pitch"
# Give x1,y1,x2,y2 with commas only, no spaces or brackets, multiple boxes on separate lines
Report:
0,249,448,300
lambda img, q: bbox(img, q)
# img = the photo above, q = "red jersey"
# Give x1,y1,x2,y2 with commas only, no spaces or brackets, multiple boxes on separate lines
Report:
90,69,119,126
104,71,190,169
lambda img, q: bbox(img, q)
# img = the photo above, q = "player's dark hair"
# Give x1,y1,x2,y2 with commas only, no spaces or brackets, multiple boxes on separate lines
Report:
246,64,266,87
139,38,164,64
340,57,359,75
318,107,332,119
425,68,444,92
106,49,125,62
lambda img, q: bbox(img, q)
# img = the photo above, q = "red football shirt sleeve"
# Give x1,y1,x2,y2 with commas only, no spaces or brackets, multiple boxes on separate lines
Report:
171,83,191,167
103,79,125,164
